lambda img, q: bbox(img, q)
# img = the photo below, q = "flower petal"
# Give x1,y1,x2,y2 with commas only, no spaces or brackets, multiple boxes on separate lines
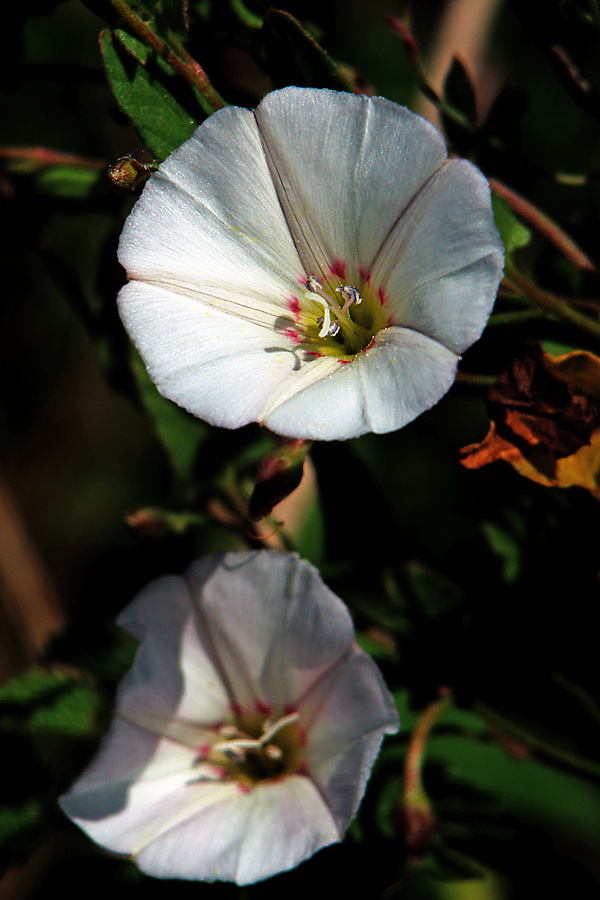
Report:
184,552,355,712
299,647,399,833
254,87,447,278
116,572,230,724
371,159,504,353
263,327,460,439
135,776,338,884
59,718,235,855
118,105,303,300
118,281,308,429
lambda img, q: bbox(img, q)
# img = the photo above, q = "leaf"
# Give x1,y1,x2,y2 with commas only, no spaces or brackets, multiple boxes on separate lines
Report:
100,28,199,159
443,57,478,124
262,9,352,92
491,193,532,264
460,344,600,500
130,350,211,486
0,666,102,737
34,165,103,199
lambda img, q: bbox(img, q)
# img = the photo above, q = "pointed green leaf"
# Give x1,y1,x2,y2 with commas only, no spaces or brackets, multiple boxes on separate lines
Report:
491,194,532,265
100,28,199,159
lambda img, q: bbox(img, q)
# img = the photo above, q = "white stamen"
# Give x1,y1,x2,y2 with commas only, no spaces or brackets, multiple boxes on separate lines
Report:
211,712,300,759
309,296,332,338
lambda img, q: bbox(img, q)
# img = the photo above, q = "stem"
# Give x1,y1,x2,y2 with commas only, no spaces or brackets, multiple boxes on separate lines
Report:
505,269,600,341
0,146,105,171
107,0,225,112
487,309,546,327
476,703,600,782
490,178,597,275
454,371,496,388
404,691,452,800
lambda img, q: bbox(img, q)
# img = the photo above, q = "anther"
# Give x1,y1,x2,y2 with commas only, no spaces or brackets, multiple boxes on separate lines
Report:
336,284,363,312
306,275,323,293
264,745,283,761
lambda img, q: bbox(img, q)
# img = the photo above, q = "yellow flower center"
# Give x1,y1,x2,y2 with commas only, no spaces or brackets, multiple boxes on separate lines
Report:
206,711,305,788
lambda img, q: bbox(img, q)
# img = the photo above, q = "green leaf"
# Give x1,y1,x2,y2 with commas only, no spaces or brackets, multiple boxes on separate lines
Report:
491,194,532,264
443,57,478,125
35,165,103,198
0,800,45,874
100,28,199,159
262,9,352,92
131,350,211,486
0,666,102,737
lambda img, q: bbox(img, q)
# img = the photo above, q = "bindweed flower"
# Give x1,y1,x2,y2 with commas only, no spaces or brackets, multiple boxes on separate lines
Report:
60,551,399,884
117,87,504,440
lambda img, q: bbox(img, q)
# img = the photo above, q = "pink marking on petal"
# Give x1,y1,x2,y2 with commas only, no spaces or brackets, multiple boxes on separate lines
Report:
339,359,351,366
282,328,302,344
288,296,301,321
363,337,377,354
297,760,309,776
229,702,243,717
256,700,272,717
304,351,322,359
237,782,252,794
197,742,212,759
329,259,347,280
210,765,229,779
378,286,389,307
283,702,297,716
358,264,371,285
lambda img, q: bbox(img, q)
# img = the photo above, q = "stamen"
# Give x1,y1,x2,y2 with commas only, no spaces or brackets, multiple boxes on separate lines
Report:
310,298,332,338
211,712,300,758
336,284,363,312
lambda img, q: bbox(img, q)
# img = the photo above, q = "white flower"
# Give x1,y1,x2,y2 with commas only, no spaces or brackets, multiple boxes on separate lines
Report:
117,87,503,440
59,551,399,884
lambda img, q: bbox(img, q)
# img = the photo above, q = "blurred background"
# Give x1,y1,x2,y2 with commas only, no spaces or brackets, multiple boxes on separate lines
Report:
1,1,600,898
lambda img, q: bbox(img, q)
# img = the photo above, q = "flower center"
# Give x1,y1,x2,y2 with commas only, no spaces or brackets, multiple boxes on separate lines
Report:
282,272,390,361
207,711,304,787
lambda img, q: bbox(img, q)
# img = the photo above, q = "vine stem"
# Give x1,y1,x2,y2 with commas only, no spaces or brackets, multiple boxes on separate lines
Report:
504,269,600,341
490,178,598,275
0,147,105,169
107,0,226,112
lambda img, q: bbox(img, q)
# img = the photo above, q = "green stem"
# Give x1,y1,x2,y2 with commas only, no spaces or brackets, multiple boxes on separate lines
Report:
505,268,600,341
476,703,600,782
487,309,546,327
107,0,226,112
454,371,496,388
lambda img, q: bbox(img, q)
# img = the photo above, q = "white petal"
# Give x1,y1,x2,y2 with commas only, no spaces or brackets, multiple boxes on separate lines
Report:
118,105,303,300
59,719,236,855
299,647,399,833
372,159,504,353
116,573,230,724
135,776,338,884
263,327,459,440
183,552,355,712
255,87,447,278
118,281,307,429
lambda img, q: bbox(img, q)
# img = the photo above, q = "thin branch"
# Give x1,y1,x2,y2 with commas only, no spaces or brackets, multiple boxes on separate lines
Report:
107,0,225,112
490,178,598,275
504,269,600,341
